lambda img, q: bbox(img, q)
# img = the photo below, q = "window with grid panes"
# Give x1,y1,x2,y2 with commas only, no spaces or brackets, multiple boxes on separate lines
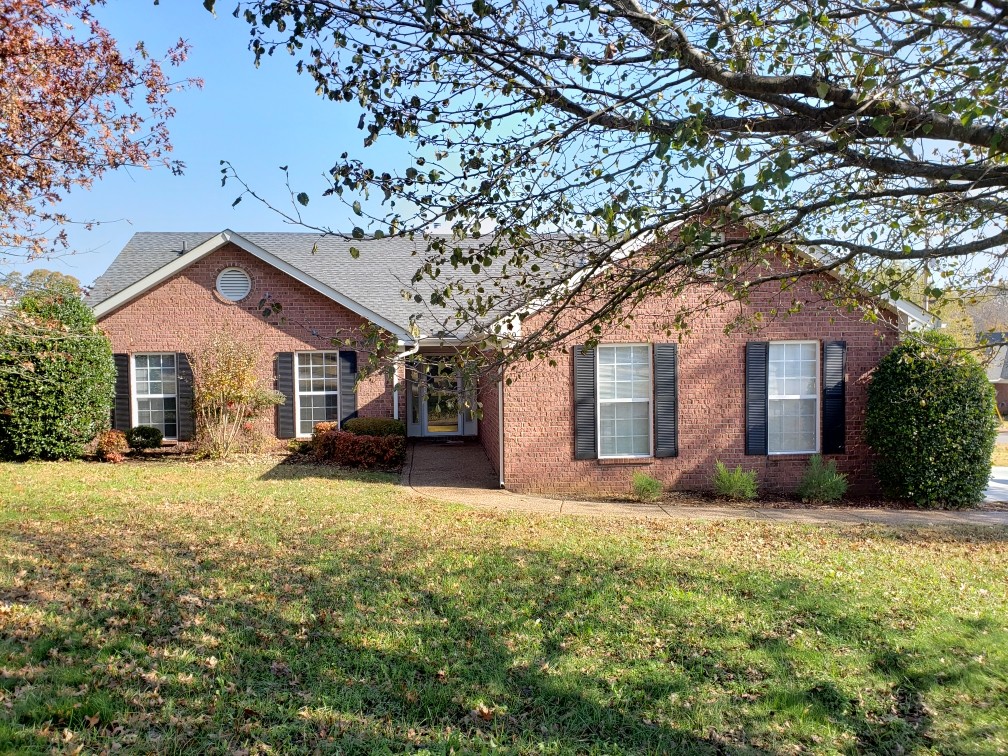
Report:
596,345,652,457
134,353,177,439
768,341,819,454
296,352,340,436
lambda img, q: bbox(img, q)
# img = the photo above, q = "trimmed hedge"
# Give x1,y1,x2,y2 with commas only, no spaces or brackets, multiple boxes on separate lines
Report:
314,429,406,469
126,425,163,451
0,289,115,460
866,331,997,508
343,417,406,437
310,421,340,450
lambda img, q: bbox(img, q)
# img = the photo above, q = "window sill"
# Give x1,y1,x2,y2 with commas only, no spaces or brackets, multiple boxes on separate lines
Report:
596,456,653,465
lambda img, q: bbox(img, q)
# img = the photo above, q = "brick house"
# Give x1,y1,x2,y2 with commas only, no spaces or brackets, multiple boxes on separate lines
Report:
88,229,932,496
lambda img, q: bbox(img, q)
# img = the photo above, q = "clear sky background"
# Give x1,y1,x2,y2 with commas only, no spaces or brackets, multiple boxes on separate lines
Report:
9,1,408,287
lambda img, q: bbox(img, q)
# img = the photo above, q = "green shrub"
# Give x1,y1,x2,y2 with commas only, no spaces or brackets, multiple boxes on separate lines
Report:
631,471,663,502
713,461,758,500
95,429,128,462
126,425,163,451
314,429,406,469
796,455,848,503
0,289,115,460
866,331,997,508
343,417,406,437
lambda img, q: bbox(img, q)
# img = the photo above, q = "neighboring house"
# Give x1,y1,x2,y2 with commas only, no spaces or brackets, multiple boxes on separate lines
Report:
982,335,1008,415
965,290,1008,414
89,229,929,496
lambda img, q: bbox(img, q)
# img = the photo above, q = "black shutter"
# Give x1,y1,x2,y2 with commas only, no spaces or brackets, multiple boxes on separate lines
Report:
112,354,131,431
573,345,597,460
339,350,358,426
176,353,195,442
276,352,295,439
745,341,769,455
822,340,847,454
653,343,679,458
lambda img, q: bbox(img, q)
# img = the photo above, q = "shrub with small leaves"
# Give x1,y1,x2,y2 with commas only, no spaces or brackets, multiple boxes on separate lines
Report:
631,472,663,502
713,461,758,500
314,429,406,469
796,455,848,503
867,331,997,508
309,421,340,450
343,417,407,437
95,429,128,462
0,288,115,460
125,425,163,451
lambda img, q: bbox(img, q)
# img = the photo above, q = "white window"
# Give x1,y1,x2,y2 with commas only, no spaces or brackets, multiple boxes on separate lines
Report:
296,352,340,436
768,341,819,454
133,353,177,440
597,345,652,458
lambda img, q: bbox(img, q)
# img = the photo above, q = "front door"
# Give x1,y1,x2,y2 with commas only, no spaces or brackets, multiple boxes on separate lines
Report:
407,358,463,437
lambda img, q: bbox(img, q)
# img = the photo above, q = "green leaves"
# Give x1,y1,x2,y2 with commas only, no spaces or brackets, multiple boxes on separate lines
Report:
867,331,997,507
871,115,894,135
296,192,309,206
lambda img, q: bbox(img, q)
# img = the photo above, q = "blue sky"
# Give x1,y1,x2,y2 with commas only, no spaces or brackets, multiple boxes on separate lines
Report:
10,1,409,287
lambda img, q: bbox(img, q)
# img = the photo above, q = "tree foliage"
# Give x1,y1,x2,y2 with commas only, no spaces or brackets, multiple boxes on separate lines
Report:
0,286,115,460
0,269,81,304
866,331,997,508
1,0,198,260
213,0,1008,357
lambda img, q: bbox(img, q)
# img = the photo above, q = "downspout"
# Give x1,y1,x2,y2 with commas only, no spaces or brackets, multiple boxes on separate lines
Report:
393,340,421,421
497,374,505,488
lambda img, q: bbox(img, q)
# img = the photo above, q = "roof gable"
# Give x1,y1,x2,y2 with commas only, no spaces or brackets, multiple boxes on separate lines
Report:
90,230,415,341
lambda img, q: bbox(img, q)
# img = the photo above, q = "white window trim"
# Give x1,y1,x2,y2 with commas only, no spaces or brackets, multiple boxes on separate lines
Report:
596,344,654,460
132,352,179,441
767,339,820,456
294,351,341,439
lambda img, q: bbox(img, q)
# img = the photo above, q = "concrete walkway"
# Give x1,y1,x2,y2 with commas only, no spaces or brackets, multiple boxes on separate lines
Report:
404,441,1008,527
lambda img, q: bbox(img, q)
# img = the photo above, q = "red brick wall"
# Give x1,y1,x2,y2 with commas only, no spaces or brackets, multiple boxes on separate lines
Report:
995,383,1008,416
477,368,502,481
499,275,900,497
97,244,396,438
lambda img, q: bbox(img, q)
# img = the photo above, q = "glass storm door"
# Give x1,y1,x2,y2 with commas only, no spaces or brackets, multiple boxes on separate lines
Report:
425,360,462,434
406,359,463,436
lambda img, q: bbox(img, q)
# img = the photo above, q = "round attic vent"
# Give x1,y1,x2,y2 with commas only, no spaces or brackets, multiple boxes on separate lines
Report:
216,267,252,301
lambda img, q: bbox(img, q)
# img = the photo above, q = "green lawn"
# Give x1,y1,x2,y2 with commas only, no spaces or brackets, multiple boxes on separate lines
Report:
0,460,1006,754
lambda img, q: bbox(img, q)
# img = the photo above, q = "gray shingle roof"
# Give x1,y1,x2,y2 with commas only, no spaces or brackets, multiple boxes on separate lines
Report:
87,230,566,338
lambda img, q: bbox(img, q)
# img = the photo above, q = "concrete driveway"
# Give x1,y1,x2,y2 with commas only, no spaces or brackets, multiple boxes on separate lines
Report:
404,440,1008,526
987,466,1008,503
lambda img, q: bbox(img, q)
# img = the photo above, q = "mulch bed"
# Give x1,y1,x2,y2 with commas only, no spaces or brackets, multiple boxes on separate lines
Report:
542,488,1008,512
